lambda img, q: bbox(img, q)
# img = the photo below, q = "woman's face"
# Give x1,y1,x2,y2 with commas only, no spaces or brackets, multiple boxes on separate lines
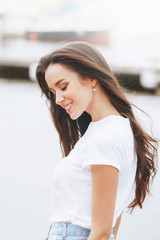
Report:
45,63,96,120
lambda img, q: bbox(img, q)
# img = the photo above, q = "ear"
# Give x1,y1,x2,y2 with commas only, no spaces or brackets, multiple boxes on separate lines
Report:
90,78,97,87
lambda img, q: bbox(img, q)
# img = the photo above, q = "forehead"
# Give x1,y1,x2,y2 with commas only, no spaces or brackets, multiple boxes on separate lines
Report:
45,63,67,80
45,63,76,83
45,63,87,88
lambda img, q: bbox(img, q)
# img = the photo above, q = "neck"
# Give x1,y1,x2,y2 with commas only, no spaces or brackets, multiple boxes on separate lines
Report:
86,84,121,122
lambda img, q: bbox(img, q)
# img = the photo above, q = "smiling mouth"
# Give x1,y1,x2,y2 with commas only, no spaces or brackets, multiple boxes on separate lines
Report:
66,103,73,113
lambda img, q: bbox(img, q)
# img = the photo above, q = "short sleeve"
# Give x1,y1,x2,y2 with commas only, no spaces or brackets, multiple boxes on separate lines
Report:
82,133,124,172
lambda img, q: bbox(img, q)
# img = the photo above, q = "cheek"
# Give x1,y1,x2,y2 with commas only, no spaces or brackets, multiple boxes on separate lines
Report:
79,88,93,105
70,82,92,105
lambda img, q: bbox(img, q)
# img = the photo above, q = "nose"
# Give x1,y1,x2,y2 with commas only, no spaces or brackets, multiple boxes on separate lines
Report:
55,92,64,105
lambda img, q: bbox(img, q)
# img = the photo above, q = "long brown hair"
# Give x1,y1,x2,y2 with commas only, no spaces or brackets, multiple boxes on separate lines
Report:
36,41,158,211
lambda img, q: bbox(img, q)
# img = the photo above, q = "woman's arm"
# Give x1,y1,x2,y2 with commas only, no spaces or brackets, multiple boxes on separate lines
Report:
87,165,119,240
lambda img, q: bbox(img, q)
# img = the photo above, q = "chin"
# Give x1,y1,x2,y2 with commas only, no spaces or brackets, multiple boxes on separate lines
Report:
69,111,84,120
70,115,80,120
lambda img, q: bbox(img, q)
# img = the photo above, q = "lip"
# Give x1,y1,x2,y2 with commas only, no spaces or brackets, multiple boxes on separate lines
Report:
66,103,73,113
62,102,73,109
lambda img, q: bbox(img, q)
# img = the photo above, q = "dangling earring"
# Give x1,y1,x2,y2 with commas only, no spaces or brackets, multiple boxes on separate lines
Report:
93,87,96,92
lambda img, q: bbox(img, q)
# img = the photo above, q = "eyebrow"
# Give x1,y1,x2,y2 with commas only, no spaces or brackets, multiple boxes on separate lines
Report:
49,79,65,91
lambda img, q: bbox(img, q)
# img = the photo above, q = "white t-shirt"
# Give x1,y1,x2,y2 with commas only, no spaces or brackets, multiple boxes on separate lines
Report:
49,115,137,229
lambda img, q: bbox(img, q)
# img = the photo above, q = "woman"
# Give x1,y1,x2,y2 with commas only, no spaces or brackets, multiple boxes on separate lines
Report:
36,41,158,240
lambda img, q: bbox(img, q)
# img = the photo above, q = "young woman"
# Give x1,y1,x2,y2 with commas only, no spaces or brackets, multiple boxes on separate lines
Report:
36,41,158,240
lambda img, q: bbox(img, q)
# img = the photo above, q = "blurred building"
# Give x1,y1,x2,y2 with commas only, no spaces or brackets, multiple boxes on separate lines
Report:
0,0,160,92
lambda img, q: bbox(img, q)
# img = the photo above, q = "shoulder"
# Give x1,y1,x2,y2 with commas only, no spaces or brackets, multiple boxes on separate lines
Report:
85,117,134,163
82,116,136,172
89,116,132,145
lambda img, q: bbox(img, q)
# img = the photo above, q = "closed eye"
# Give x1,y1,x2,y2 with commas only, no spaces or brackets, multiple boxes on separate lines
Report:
61,84,68,91
49,84,68,98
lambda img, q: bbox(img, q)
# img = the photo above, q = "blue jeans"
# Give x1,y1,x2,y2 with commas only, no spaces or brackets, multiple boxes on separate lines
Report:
46,222,114,240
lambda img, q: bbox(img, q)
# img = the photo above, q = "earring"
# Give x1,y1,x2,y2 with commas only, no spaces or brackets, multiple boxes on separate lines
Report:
93,87,96,92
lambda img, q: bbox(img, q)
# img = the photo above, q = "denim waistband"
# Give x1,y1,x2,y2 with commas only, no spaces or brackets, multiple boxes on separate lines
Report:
48,222,91,238
47,222,114,239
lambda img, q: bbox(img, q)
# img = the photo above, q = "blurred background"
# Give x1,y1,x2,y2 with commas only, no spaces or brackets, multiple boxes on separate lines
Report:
0,0,160,240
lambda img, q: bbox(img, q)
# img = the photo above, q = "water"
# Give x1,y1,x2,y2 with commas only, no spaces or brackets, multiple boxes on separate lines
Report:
0,79,160,240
